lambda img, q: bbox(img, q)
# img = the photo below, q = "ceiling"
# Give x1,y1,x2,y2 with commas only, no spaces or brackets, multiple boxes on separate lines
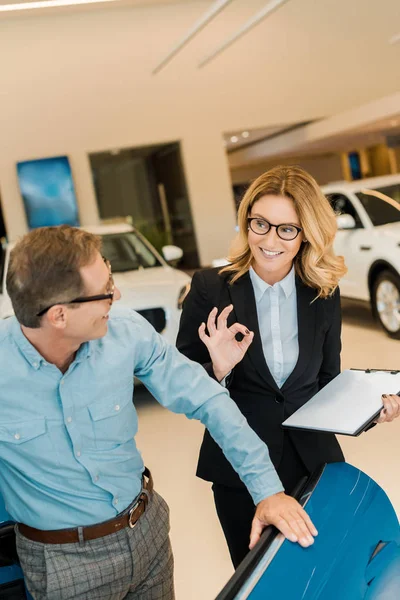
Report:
298,115,400,156
225,113,400,165
0,0,399,159
224,124,289,150
0,0,199,5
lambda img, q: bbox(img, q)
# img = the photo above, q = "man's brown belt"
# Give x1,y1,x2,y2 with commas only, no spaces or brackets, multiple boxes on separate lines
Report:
18,468,154,544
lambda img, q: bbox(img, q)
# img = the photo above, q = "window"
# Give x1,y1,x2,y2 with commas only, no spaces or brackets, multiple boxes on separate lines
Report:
326,193,363,228
355,185,400,227
101,232,161,272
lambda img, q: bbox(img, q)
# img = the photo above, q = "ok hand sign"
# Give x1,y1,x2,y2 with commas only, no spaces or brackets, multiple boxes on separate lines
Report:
198,305,254,382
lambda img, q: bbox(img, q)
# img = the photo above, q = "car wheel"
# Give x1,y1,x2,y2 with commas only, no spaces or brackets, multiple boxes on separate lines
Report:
372,270,400,339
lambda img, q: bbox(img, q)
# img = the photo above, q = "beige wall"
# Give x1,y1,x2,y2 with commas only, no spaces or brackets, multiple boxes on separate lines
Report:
0,6,237,265
230,153,344,186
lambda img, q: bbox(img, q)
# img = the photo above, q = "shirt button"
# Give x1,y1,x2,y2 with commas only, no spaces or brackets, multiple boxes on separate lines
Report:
113,498,119,505
61,380,65,386
33,362,38,368
14,433,21,440
114,405,120,411
76,450,81,457
66,417,72,423
94,475,99,482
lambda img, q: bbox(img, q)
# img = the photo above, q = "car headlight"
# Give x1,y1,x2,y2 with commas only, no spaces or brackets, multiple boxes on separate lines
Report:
177,282,191,310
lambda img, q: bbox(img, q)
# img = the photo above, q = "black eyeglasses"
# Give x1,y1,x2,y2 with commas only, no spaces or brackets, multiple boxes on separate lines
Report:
37,257,115,317
247,217,303,241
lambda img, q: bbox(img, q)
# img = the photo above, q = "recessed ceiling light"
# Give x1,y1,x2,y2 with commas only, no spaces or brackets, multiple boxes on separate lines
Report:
230,136,239,143
0,0,117,11
241,131,250,138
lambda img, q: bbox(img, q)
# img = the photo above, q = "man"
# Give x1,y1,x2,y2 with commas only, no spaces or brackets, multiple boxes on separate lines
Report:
0,225,316,600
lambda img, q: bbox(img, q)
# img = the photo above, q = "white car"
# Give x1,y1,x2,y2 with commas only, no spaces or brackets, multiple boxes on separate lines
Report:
0,223,191,345
321,174,400,338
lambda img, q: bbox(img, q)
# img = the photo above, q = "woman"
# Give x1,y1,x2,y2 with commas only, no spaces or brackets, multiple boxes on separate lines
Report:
176,165,348,568
178,166,400,567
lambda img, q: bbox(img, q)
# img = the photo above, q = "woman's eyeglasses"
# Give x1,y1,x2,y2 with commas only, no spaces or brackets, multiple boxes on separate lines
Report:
247,217,303,241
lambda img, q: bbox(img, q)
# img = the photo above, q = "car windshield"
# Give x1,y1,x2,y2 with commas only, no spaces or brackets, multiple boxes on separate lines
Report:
101,231,161,272
356,184,400,226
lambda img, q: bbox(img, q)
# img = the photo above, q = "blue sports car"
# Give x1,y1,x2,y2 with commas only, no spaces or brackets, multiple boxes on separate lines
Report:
216,463,400,600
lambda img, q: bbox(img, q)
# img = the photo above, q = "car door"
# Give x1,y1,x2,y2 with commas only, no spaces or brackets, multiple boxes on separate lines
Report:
327,193,371,300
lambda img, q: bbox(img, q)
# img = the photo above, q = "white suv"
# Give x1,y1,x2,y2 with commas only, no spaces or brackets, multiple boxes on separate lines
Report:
321,174,400,338
0,223,191,345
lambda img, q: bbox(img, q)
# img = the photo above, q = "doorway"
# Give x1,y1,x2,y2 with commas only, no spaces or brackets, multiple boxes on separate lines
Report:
89,142,199,269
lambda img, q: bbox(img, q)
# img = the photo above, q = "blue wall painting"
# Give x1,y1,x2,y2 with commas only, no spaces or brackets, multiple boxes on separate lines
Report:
17,156,80,229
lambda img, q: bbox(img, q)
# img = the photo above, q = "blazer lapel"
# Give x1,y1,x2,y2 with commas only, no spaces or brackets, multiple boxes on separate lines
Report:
227,272,280,392
282,277,318,391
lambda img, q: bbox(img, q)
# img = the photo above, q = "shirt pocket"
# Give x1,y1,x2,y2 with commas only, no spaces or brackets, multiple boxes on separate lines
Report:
87,394,136,449
0,418,60,471
0,419,46,444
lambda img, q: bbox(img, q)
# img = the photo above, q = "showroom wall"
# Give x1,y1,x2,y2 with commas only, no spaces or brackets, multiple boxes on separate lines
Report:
0,6,239,265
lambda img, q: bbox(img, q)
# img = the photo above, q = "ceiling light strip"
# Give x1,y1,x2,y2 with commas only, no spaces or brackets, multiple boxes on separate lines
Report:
152,0,235,75
0,0,117,11
198,0,291,69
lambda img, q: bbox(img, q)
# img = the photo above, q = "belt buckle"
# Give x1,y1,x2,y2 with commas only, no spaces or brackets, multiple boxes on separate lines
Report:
128,498,143,529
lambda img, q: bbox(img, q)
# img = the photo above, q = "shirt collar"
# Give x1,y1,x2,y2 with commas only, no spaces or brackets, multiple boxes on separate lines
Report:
11,318,45,370
74,341,92,363
249,265,296,303
10,317,91,370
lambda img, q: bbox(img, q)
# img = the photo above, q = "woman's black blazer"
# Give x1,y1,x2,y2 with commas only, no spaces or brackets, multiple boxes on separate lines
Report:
176,267,344,489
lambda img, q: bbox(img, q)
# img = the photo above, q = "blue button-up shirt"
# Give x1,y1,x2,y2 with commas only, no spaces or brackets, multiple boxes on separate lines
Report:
249,266,299,388
0,306,283,530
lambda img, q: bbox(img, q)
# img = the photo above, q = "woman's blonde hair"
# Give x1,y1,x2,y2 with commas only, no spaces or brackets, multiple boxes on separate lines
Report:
221,165,347,298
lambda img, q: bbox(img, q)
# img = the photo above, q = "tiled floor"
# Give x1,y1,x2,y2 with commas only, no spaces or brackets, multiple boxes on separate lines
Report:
135,299,400,600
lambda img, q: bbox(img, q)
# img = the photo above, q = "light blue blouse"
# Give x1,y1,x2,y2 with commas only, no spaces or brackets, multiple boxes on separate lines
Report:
249,265,299,388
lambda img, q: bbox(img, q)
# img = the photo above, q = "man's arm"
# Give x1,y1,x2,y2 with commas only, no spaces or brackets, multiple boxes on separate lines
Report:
132,311,317,548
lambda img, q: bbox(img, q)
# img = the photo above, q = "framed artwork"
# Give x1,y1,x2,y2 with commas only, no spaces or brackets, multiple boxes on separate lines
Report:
16,156,79,229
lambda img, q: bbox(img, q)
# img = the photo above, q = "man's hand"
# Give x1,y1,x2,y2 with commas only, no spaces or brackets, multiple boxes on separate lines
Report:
198,305,253,381
249,492,318,550
374,394,400,424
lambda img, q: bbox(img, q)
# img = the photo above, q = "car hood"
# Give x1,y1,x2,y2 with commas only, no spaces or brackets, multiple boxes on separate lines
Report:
113,266,191,310
374,222,400,239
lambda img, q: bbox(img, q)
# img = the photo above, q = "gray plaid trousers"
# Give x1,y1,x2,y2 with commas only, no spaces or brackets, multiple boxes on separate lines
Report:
16,491,175,600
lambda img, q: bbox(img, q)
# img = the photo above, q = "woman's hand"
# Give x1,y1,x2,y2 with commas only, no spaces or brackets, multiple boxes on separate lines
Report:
198,305,254,381
374,394,400,424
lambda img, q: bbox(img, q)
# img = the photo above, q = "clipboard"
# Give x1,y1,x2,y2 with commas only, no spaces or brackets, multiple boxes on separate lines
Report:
282,368,400,437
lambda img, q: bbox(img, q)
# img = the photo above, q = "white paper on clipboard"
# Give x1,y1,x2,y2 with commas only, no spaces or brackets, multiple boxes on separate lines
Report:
282,369,400,436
